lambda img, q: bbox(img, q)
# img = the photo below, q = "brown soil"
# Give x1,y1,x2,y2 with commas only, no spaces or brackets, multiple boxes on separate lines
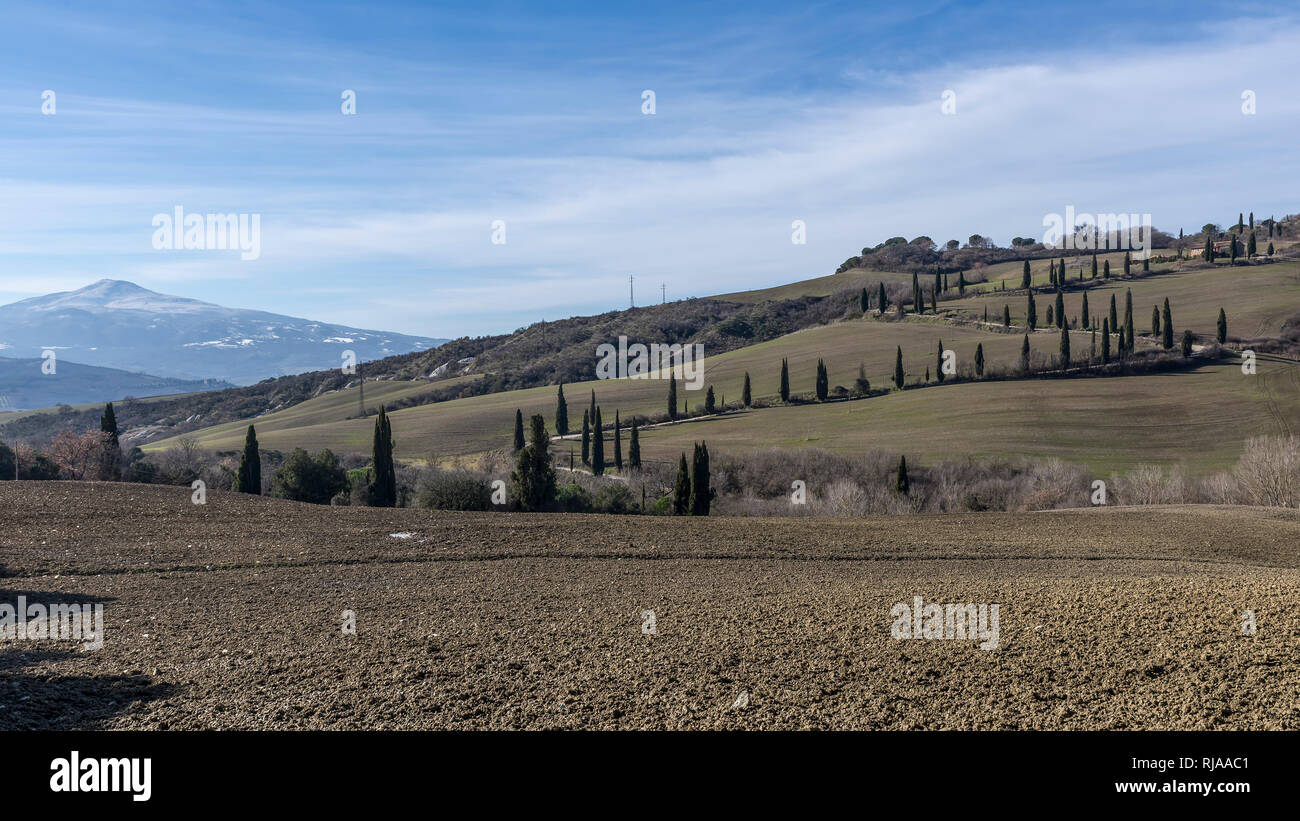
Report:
1,481,1297,730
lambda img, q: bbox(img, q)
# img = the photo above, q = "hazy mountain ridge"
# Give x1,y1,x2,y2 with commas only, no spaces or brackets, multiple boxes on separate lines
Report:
0,279,448,386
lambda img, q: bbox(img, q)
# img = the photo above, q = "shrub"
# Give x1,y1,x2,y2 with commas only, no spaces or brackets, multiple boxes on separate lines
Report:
1233,436,1300,507
416,469,493,511
593,483,636,514
270,448,348,505
554,483,593,513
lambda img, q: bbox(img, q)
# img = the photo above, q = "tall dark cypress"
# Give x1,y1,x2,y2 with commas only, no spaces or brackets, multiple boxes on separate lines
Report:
1124,251,1131,275
896,455,910,495
860,287,869,313
235,424,261,495
742,372,752,407
705,385,716,413
1081,291,1090,328
581,409,591,464
815,359,828,401
912,272,921,313
628,417,641,470
975,343,985,377
1059,326,1070,367
1151,305,1160,338
779,358,790,402
1022,260,1031,289
1124,289,1135,350
1181,329,1194,357
1217,309,1227,343
100,402,119,449
893,346,905,389
935,340,945,383
1054,289,1065,329
1102,319,1111,363
513,409,526,451
673,453,690,515
689,442,711,516
1021,334,1031,371
1003,304,1011,328
667,379,678,420
592,407,605,476
555,383,569,435
877,282,888,313
613,410,623,470
1027,292,1037,330
370,405,396,507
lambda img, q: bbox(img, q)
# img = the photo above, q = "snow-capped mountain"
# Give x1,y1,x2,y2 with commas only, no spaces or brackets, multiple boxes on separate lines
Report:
0,279,447,386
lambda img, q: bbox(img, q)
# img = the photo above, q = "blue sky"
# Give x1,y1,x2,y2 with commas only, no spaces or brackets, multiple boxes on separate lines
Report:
1,0,1296,338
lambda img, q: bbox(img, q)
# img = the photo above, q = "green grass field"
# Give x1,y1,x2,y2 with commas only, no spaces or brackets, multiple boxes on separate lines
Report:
147,317,1056,460
950,258,1300,340
631,355,1300,475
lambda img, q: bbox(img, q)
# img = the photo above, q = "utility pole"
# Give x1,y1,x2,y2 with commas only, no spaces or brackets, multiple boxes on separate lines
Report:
661,283,666,304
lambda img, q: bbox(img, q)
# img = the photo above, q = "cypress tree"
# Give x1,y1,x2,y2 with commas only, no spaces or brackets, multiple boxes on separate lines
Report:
370,405,396,507
1092,254,1099,278
1217,308,1227,343
1021,334,1031,371
1142,255,1149,272
1203,235,1215,262
1081,291,1090,328
100,402,119,449
1161,298,1173,349
935,340,945,383
1109,293,1118,333
1103,259,1110,278
689,442,712,516
975,343,985,377
1181,329,1194,357
673,453,690,515
815,359,828,401
512,415,557,511
894,346,905,389
1124,251,1131,275
912,272,921,313
1003,304,1011,328
1059,326,1070,367
513,408,525,451
589,390,597,431
1124,290,1134,350
1022,260,1031,289
896,456,910,495
592,407,605,476
934,272,942,300
779,358,790,402
1268,242,1275,256
1230,234,1238,263
1027,291,1038,330
860,287,869,313
925,366,930,383
1047,304,1054,327
1054,289,1065,329
878,282,888,313
1151,305,1160,338
555,383,569,435
958,271,966,296
581,409,591,464
705,385,717,413
1248,232,1257,258
742,372,752,407
1102,319,1111,363
629,417,641,470
235,424,261,495
1118,325,1126,357
667,379,678,420
929,287,937,313
613,410,623,470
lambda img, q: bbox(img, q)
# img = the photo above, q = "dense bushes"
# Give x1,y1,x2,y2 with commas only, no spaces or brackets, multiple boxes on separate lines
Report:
270,448,347,505
416,469,493,511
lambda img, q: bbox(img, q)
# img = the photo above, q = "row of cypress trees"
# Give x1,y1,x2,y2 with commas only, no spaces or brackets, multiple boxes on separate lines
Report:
672,441,712,515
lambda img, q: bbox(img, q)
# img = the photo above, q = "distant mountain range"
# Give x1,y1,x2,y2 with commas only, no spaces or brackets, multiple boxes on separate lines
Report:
0,357,232,412
0,279,447,387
